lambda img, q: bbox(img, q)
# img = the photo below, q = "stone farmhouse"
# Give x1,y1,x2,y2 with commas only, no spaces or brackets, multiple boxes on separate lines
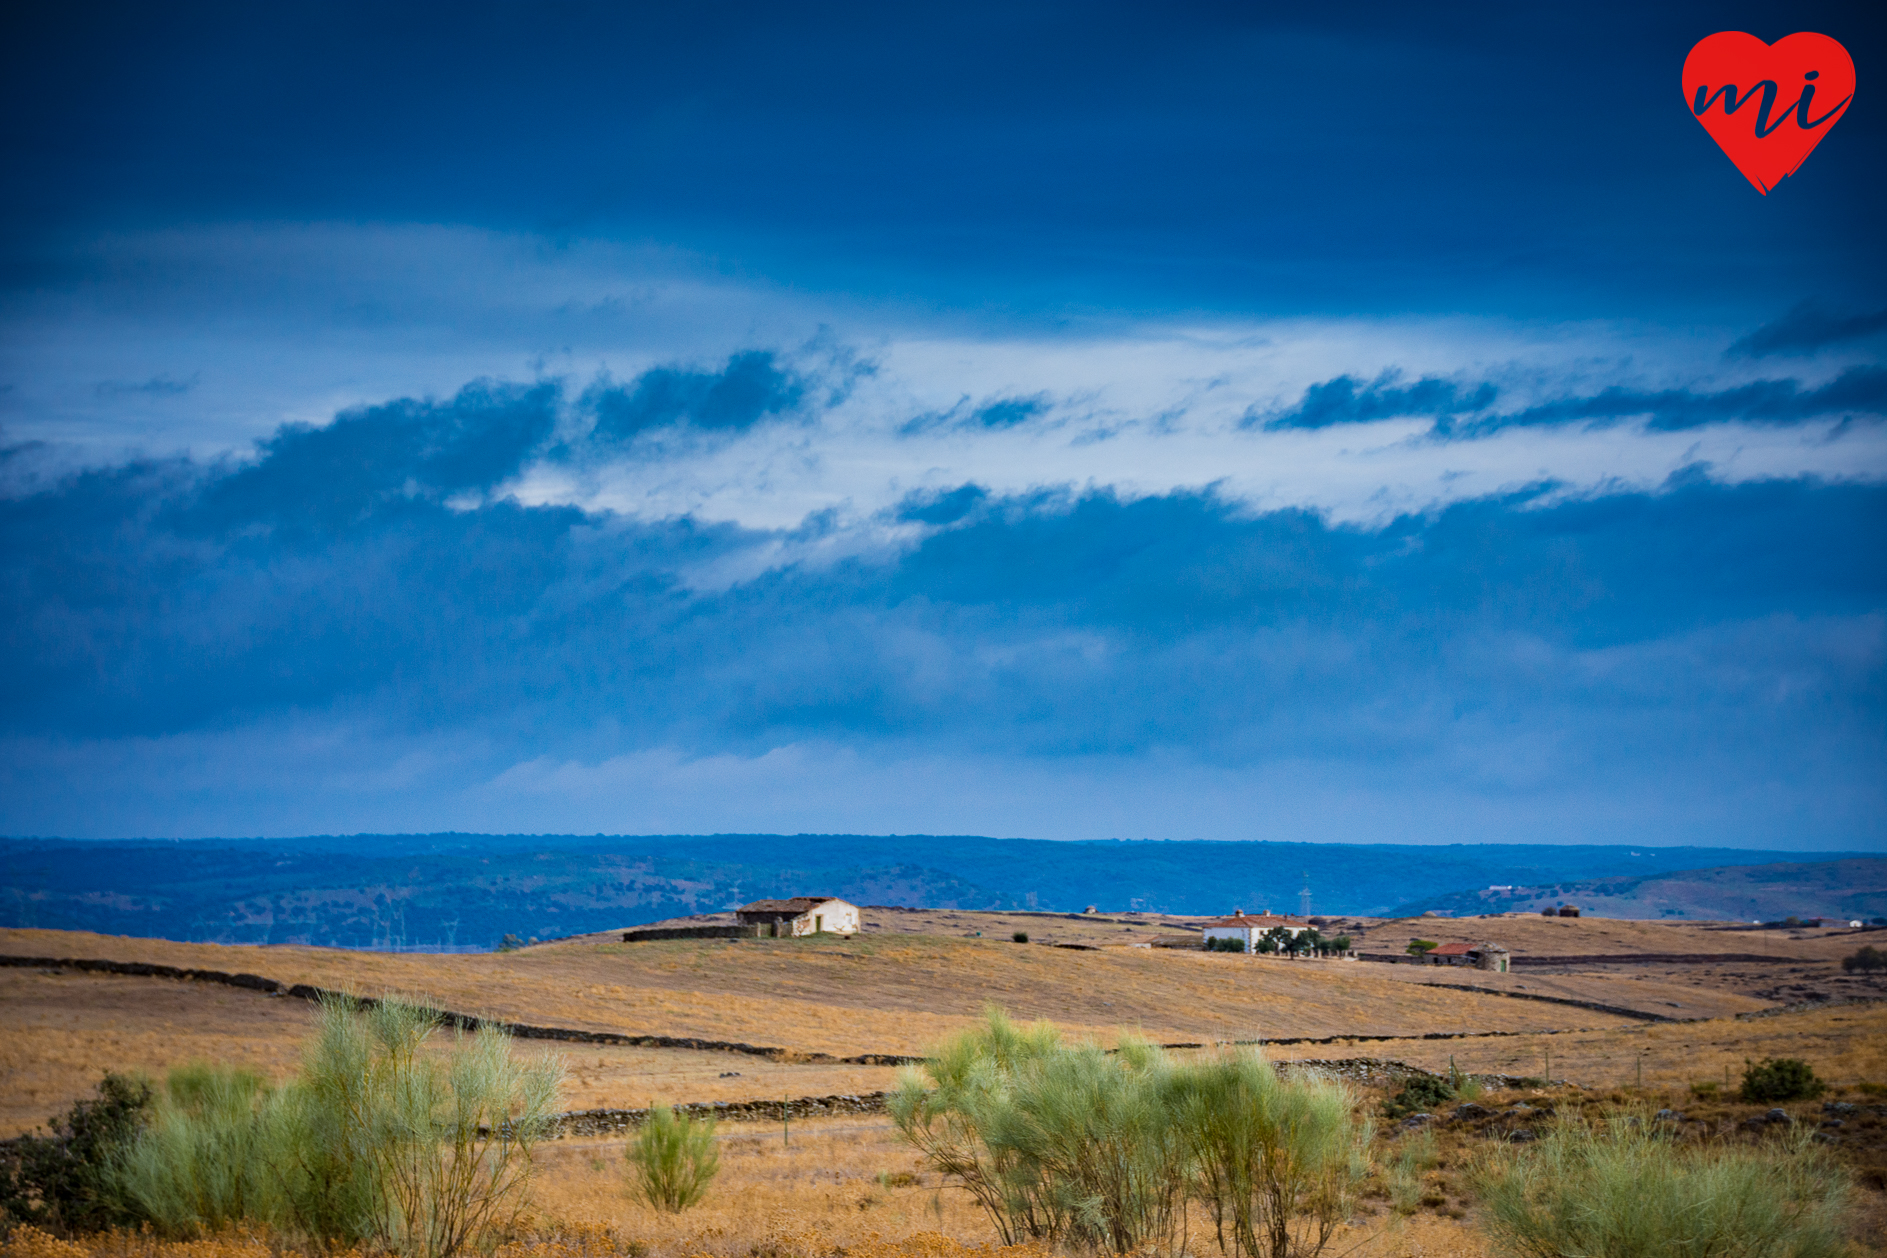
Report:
1200,909,1312,954
735,896,860,937
1428,941,1511,971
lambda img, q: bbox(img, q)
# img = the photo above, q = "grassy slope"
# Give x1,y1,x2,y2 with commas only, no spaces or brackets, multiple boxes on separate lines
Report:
1,926,1648,1055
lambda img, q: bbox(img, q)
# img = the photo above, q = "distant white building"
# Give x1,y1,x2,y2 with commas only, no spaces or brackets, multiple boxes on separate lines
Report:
735,896,860,937
1201,909,1312,953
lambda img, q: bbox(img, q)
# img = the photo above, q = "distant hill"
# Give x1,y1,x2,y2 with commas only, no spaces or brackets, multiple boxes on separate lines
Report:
3,834,1875,949
1385,857,1887,922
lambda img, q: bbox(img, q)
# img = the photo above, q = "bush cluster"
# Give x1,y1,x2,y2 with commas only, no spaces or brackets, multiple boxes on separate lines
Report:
16,998,566,1258
1738,1058,1825,1104
1474,1107,1851,1258
0,1074,153,1233
1842,945,1884,974
1380,1075,1456,1121
890,1009,1368,1258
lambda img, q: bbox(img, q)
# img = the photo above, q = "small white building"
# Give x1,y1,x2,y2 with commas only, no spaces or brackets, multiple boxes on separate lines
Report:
1201,910,1313,953
735,896,859,937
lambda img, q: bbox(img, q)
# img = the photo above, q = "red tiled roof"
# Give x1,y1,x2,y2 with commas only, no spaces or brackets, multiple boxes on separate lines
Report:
1200,913,1310,929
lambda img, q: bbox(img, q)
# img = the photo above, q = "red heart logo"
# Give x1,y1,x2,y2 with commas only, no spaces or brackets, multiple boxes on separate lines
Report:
1683,31,1855,193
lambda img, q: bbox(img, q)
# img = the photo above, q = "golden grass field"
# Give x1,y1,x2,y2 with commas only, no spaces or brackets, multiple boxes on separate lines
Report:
5,918,1887,1257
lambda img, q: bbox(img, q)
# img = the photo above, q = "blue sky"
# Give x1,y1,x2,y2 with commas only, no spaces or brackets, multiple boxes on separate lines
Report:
1,1,1882,845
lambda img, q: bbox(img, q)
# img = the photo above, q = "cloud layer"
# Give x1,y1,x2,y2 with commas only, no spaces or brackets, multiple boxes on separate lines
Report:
4,353,1882,844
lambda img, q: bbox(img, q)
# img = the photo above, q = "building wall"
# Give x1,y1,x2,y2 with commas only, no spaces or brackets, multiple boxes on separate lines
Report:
1202,925,1257,953
792,901,860,936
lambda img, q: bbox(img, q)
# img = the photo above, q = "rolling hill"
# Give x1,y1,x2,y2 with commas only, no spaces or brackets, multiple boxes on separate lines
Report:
1386,857,1887,922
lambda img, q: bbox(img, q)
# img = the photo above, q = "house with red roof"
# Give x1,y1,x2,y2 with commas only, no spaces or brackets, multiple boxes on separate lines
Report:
1200,909,1313,954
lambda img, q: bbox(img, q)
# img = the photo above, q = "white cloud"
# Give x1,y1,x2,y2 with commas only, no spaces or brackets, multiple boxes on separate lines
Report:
7,222,1883,546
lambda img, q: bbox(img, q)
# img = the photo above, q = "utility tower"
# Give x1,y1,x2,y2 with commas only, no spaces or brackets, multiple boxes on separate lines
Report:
1299,871,1312,918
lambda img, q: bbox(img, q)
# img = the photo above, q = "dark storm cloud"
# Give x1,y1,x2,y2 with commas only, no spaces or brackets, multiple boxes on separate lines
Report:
1463,366,1887,436
4,2,1881,319
198,380,559,530
898,394,1054,436
581,351,805,444
1729,302,1887,358
971,396,1049,429
896,483,988,525
3,380,1882,778
1251,373,1498,431
1257,367,1887,439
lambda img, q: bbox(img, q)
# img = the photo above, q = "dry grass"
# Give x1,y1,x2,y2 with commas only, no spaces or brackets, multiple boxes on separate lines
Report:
1353,961,1769,1019
0,970,901,1138
1338,914,1868,961
1287,1002,1887,1093
499,1115,1503,1258
7,923,1882,1138
7,920,1885,1258
1,928,1645,1063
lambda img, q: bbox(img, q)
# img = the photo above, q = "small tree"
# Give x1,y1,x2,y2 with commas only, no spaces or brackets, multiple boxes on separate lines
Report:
1841,945,1884,974
626,1107,720,1212
1329,936,1352,955
1013,931,1029,944
1406,940,1438,957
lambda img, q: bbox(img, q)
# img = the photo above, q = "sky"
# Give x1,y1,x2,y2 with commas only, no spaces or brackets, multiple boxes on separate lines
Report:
1,1,1883,846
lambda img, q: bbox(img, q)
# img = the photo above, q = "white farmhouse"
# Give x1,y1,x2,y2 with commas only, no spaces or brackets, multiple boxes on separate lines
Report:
735,896,860,937
1200,909,1313,953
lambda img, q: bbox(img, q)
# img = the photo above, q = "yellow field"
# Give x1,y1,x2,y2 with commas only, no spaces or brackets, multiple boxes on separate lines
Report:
2,927,1656,1062
4,917,1886,1258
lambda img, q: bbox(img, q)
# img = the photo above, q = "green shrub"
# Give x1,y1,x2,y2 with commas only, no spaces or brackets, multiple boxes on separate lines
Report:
1841,945,1884,974
1739,1058,1825,1104
890,1007,1367,1258
1384,1129,1438,1216
626,1107,720,1212
890,1008,1069,1246
1206,936,1247,953
891,1009,1185,1253
111,997,563,1258
1012,932,1029,944
1382,1075,1455,1120
1406,940,1438,957
1168,1051,1368,1258
114,1065,283,1236
1688,1080,1721,1100
0,1072,153,1233
1472,1107,1850,1258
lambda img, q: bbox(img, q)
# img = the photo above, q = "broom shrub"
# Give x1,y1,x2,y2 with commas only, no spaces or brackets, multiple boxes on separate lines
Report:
1472,1106,1850,1258
625,1107,720,1212
109,997,563,1258
890,1007,1367,1258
